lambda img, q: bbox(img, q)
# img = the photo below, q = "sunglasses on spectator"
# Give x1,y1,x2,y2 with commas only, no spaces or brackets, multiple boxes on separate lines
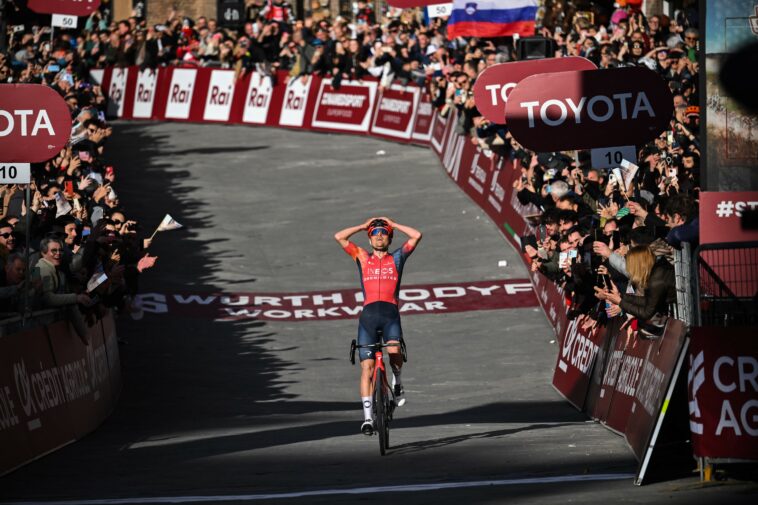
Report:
48,248,63,254
370,228,389,236
685,36,698,41
0,232,12,238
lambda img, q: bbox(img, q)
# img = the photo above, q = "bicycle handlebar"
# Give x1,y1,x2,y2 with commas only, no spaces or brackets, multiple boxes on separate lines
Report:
349,339,407,365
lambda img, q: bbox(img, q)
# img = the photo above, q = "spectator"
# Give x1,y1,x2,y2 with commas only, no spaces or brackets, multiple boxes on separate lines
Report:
595,245,676,321
35,237,91,308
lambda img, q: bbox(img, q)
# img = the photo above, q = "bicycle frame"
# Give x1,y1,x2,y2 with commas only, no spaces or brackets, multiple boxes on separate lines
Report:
372,350,392,401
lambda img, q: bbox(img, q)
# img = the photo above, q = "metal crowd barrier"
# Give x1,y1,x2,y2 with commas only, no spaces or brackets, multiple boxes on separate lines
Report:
692,241,758,327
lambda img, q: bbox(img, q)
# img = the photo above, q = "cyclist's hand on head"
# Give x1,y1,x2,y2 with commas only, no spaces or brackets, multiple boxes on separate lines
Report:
376,216,395,227
361,217,376,230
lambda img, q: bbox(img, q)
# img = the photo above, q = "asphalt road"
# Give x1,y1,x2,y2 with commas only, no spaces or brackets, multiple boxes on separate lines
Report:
1,123,755,504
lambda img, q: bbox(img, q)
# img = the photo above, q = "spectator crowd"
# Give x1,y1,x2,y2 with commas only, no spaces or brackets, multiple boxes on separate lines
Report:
1,2,159,334
1,0,701,332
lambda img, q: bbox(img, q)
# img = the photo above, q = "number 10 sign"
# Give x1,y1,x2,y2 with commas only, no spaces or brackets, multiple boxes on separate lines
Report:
0,163,31,184
591,145,637,169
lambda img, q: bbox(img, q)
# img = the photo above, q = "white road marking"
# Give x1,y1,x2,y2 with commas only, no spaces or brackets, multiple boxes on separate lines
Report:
3,473,635,505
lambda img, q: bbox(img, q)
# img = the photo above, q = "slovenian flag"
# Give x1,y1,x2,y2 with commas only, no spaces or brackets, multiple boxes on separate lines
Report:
448,0,538,39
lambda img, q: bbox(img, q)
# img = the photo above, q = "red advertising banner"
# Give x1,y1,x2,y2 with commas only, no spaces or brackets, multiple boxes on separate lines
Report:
371,85,419,141
430,108,452,156
412,93,434,144
0,313,121,476
625,320,690,483
0,84,72,162
311,80,378,133
505,67,673,152
552,316,608,410
136,279,539,322
28,0,101,16
473,57,596,124
689,326,758,461
699,191,758,245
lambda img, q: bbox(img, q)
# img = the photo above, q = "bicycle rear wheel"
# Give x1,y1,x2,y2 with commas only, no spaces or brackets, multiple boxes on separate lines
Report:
375,369,387,456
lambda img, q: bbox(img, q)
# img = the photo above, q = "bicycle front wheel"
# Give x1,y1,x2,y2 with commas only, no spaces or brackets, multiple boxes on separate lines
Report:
375,369,387,456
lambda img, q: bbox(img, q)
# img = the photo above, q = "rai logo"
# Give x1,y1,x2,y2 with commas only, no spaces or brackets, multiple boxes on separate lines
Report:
465,3,478,16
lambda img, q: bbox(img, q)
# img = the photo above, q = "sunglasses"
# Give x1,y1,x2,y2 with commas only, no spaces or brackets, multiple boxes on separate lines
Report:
48,249,63,254
0,232,12,238
370,228,389,236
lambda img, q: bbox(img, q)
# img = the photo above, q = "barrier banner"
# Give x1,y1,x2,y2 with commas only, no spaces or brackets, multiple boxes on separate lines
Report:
106,67,129,119
279,75,312,128
163,67,199,120
0,313,121,476
689,326,758,461
411,93,434,144
311,79,378,133
44,321,113,439
0,326,73,476
101,314,123,398
552,316,608,410
203,70,236,122
371,84,419,141
584,317,623,419
132,68,160,119
626,320,690,484
430,108,452,155
241,72,276,125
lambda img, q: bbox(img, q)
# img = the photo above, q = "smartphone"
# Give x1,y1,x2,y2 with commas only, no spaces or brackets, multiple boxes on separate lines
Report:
13,25,25,33
559,252,569,268
64,181,74,196
668,167,678,177
73,198,81,211
667,131,674,145
82,228,91,237
568,249,578,259
48,64,60,72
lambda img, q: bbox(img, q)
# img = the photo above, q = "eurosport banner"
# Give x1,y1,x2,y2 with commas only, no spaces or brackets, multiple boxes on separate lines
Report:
0,312,121,476
689,326,758,461
311,79,378,133
371,84,419,141
136,279,539,322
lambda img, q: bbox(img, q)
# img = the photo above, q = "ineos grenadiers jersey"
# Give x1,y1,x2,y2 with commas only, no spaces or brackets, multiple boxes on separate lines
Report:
343,241,416,306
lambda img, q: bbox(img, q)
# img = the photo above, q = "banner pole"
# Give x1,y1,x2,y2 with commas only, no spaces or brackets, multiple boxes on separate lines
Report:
23,185,31,324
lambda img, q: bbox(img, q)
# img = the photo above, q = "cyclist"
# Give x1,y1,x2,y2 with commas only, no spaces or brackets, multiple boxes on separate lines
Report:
334,217,422,435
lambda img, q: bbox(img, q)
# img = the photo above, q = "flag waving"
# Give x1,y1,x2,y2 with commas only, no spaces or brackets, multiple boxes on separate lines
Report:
448,0,538,39
156,213,183,232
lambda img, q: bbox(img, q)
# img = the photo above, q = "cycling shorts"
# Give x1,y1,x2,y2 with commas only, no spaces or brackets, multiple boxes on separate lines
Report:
357,301,402,362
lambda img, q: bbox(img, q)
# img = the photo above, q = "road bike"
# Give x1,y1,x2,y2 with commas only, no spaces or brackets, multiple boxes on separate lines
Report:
349,332,407,456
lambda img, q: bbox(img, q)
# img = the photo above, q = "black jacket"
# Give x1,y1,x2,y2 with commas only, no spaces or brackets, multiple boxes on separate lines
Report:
620,257,676,320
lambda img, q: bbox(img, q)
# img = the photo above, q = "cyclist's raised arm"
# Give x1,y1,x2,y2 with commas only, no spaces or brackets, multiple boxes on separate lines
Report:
334,218,373,248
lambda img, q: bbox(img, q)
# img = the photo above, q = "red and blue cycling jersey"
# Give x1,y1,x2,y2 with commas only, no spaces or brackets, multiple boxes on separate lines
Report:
343,241,416,306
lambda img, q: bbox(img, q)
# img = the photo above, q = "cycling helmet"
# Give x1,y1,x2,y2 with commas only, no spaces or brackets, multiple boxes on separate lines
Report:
367,219,393,238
